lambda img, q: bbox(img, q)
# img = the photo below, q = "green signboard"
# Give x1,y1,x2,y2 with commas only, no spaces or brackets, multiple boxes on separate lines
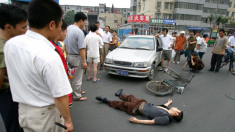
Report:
150,18,163,24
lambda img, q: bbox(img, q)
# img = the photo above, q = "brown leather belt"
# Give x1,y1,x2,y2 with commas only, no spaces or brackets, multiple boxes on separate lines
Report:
138,102,146,114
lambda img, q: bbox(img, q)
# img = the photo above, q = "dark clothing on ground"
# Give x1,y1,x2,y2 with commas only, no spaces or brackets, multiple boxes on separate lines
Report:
108,94,174,125
210,53,223,71
108,94,147,115
142,103,176,125
0,88,23,132
188,57,205,71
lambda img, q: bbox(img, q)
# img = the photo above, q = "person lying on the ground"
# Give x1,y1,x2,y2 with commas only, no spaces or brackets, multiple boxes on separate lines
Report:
183,52,205,73
96,89,183,125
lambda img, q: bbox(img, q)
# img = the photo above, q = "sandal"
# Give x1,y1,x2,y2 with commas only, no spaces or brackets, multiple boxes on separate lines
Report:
81,91,86,94
73,96,87,101
87,77,93,81
93,78,101,83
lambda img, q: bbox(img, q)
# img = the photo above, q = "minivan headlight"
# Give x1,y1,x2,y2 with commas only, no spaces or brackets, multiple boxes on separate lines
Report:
105,58,113,64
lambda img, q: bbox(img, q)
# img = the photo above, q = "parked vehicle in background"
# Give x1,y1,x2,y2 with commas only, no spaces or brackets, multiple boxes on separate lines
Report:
104,35,163,80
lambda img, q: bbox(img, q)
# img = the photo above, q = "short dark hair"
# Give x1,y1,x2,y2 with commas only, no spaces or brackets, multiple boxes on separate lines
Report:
162,28,168,33
90,24,97,32
95,21,100,25
172,32,176,34
105,26,110,29
219,29,225,33
196,31,200,34
0,5,28,30
191,52,197,57
113,30,117,33
173,111,183,122
28,0,63,29
190,31,194,34
61,19,68,31
203,34,208,38
74,12,87,22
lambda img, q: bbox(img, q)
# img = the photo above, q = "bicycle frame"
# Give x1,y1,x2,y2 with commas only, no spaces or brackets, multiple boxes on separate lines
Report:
163,79,183,89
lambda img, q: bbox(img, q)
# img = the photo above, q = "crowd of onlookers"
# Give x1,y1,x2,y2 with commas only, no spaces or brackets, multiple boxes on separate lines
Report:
0,0,235,132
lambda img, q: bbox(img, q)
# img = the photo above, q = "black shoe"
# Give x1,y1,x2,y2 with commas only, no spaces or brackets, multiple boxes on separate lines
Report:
96,96,106,102
115,89,123,96
214,70,219,73
208,69,214,71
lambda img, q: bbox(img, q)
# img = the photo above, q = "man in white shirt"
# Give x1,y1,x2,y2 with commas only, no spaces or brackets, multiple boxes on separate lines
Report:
223,34,235,71
156,28,174,71
4,0,73,132
85,24,103,82
93,22,104,70
196,34,208,59
102,26,112,69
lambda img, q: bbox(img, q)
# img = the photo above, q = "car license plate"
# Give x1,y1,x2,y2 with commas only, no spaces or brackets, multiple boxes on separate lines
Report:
118,70,128,76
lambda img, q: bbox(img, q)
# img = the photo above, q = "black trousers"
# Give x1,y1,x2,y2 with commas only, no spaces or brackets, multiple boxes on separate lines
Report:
210,53,223,71
0,88,23,132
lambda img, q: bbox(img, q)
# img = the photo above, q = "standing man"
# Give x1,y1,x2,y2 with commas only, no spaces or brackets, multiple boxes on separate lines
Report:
155,28,174,71
209,29,228,72
65,12,88,101
4,0,74,132
222,34,235,71
93,22,104,70
0,5,28,132
196,34,208,59
102,26,112,66
187,32,197,61
195,31,201,41
174,31,186,64
86,24,103,82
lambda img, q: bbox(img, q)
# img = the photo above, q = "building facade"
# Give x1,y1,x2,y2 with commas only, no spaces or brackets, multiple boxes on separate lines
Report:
60,4,131,18
132,0,231,31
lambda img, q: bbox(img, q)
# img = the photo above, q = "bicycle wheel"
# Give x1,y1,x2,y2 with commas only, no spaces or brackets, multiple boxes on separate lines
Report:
146,81,172,96
162,67,179,79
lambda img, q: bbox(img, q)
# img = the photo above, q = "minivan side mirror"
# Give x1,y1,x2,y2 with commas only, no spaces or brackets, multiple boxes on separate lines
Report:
157,48,163,52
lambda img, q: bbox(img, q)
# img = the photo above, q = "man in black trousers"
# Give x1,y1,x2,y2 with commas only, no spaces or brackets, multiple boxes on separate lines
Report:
209,29,228,72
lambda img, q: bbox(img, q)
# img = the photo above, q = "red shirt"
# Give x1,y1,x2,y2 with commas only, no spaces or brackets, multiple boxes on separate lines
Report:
175,36,186,51
50,41,68,77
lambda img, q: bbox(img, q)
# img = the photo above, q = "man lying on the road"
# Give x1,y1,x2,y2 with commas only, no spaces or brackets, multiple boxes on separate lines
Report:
96,89,183,125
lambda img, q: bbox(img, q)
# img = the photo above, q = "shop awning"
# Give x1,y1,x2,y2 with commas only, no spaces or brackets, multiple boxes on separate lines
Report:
185,27,210,31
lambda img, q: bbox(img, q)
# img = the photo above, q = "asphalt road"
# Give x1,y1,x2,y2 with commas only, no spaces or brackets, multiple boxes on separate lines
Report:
0,47,234,132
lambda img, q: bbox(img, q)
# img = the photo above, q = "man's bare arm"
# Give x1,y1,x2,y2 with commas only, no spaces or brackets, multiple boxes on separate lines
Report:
129,117,155,125
228,42,231,47
197,44,200,50
0,68,6,90
79,48,87,69
96,31,102,37
155,32,162,37
54,95,74,131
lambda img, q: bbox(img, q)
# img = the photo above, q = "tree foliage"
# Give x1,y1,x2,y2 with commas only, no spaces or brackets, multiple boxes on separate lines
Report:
64,11,75,25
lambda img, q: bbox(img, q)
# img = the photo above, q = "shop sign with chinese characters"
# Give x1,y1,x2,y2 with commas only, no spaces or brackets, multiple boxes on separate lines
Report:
163,19,176,25
150,19,163,24
127,15,151,23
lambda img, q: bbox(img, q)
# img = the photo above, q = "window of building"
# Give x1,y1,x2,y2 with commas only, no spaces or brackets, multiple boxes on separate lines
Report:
76,6,80,10
173,13,201,21
234,3,235,8
124,10,126,12
143,4,145,10
155,13,161,19
138,5,141,12
232,12,235,17
165,2,169,9
114,20,118,23
229,2,232,7
170,3,173,9
157,2,161,8
174,2,203,10
227,11,230,16
67,7,70,9
163,14,172,19
123,14,126,17
127,13,130,16
201,17,208,23
205,0,210,3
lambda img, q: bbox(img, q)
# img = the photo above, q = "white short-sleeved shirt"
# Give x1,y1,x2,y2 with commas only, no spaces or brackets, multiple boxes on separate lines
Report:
91,28,104,48
4,30,72,107
85,32,103,58
227,36,235,52
197,38,207,52
102,31,112,44
159,34,174,50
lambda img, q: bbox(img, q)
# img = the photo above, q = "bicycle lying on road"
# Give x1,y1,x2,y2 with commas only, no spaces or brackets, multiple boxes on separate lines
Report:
220,53,235,75
146,67,196,96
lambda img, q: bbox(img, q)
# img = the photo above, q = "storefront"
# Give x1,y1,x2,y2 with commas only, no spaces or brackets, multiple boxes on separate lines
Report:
119,15,176,37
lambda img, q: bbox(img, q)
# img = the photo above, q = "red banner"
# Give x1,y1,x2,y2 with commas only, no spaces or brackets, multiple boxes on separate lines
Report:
127,15,151,23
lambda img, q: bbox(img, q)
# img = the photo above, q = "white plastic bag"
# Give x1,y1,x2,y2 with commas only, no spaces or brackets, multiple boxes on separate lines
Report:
172,50,176,59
